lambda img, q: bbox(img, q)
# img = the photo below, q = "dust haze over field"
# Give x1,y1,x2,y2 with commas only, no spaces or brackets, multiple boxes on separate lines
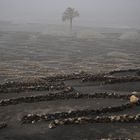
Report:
0,0,140,140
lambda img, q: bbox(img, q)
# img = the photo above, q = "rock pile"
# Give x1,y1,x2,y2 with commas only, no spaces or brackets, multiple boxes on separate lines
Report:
130,95,139,104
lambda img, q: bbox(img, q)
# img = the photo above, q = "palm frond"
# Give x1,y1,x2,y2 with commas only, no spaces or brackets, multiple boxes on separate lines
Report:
62,7,80,22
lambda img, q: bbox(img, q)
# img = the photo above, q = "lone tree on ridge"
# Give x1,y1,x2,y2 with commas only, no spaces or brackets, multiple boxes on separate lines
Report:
62,7,80,31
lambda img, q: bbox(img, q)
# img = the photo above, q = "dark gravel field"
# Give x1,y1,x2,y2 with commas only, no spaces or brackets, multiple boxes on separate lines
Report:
0,70,140,140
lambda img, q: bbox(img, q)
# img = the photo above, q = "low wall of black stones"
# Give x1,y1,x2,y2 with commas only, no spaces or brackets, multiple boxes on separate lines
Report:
48,114,140,129
0,72,93,93
22,102,134,124
0,81,65,93
81,69,140,83
82,75,140,84
108,68,140,76
0,123,7,130
0,90,132,106
99,138,139,140
0,86,74,106
43,72,92,82
41,69,140,83
0,70,140,93
0,72,92,94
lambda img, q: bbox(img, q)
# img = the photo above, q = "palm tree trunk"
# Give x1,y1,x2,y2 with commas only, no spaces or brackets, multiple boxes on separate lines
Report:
70,18,73,31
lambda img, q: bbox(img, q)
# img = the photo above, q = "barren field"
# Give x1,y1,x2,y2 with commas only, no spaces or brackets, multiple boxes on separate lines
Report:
0,27,140,140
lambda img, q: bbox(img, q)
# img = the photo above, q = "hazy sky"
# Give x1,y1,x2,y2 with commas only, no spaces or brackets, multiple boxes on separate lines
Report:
0,0,140,27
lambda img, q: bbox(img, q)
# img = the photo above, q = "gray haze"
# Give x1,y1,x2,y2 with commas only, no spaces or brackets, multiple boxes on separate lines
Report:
0,0,140,27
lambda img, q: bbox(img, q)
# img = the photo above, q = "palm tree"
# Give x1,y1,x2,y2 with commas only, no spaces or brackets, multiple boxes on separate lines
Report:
62,7,80,31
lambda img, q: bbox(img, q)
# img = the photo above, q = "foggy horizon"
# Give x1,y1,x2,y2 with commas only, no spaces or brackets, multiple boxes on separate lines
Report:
0,0,140,28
